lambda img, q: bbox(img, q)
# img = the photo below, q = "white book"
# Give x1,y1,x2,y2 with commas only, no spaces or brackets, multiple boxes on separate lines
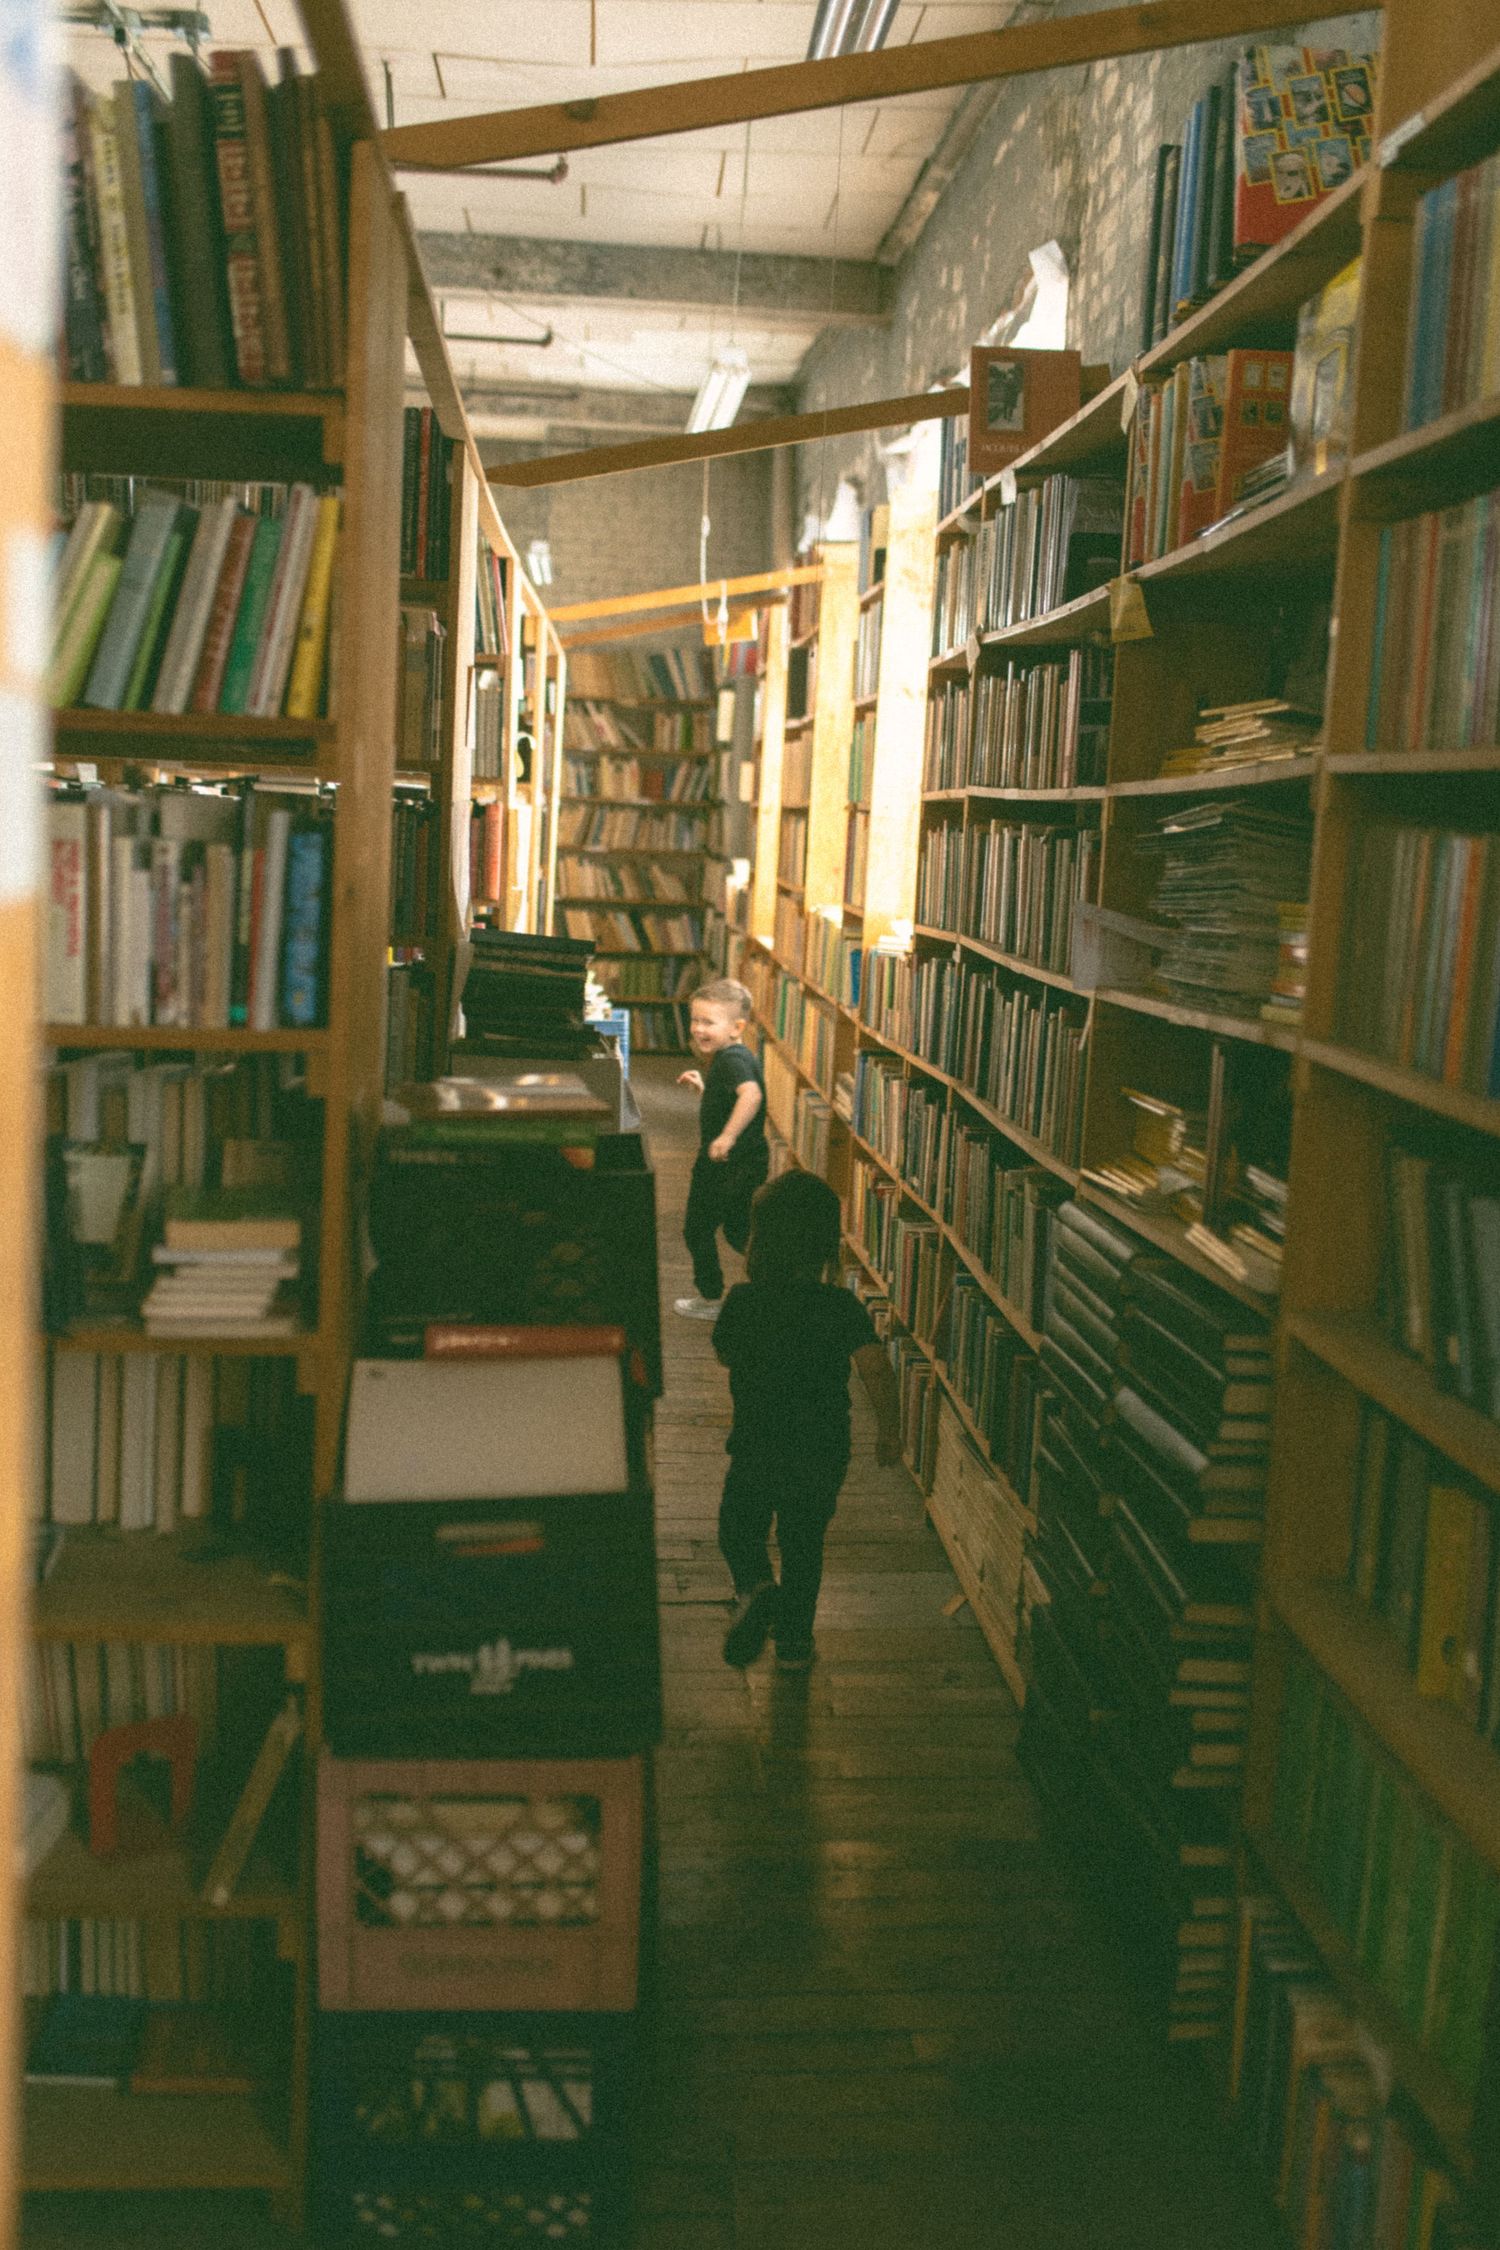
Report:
124,857,153,1027
246,486,317,717
48,1352,99,1525
179,1355,213,1520
151,496,239,715
249,805,292,1031
117,1354,157,1532
153,1354,182,1536
343,1356,628,1502
46,799,88,1024
83,92,141,385
203,841,235,1028
94,1356,121,1524
151,1247,298,1270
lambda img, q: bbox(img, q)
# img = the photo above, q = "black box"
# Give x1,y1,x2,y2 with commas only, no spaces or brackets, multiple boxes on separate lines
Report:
321,1489,662,1760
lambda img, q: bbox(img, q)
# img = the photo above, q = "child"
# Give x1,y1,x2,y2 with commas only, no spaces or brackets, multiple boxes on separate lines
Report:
712,1171,903,1672
674,979,768,1320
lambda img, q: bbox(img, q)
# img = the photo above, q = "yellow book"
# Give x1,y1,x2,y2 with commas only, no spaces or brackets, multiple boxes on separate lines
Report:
199,1693,302,1908
1415,1483,1477,1707
1483,167,1500,402
283,494,341,720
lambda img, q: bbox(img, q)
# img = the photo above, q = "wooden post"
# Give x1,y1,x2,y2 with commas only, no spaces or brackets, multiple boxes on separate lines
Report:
751,606,790,947
863,472,939,946
804,543,860,916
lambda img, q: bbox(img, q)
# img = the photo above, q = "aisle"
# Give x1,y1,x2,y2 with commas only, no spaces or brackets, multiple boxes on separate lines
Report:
629,1058,1279,2250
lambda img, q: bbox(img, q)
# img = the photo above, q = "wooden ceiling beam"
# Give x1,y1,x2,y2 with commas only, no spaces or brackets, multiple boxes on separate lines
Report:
381,0,1332,171
560,606,766,647
550,566,821,623
488,387,967,489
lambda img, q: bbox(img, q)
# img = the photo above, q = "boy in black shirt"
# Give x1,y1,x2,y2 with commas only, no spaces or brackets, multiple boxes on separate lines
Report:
712,1170,903,1672
674,979,768,1320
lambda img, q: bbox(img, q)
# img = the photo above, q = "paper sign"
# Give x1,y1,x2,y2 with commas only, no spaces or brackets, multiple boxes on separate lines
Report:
1109,576,1153,643
1119,369,1141,432
997,466,1018,509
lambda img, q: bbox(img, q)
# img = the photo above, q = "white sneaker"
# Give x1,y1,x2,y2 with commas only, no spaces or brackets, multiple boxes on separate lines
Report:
674,1294,723,1320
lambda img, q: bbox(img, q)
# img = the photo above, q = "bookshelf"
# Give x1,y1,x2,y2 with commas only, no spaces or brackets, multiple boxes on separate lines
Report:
553,638,719,1052
26,22,561,2225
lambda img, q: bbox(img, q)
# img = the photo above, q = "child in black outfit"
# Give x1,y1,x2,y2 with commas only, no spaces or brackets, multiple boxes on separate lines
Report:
712,1171,903,1672
674,979,768,1320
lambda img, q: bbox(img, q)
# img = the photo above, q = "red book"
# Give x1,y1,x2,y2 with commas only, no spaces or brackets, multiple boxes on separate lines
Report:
190,511,257,711
415,408,432,579
208,55,266,385
1213,350,1294,517
424,1324,627,1360
1443,836,1489,1084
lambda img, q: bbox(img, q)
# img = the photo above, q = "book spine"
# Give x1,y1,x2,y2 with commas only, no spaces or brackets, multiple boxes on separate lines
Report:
152,498,238,715
311,96,346,385
129,82,180,386
50,551,123,708
61,79,110,381
122,520,189,711
81,500,179,711
279,825,327,1027
207,57,267,386
112,81,161,386
84,94,142,385
247,487,317,716
282,492,340,718
218,513,282,713
235,52,292,383
165,53,235,390
46,803,88,1025
250,807,292,1029
189,511,256,713
265,66,309,388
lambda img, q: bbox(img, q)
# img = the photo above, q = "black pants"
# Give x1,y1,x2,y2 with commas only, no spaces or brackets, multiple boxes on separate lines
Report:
683,1147,767,1300
718,1453,846,1650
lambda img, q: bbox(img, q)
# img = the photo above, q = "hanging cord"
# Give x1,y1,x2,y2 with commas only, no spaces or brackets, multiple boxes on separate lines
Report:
703,118,754,653
814,104,847,544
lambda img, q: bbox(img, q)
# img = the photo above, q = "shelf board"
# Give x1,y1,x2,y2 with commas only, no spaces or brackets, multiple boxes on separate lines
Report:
399,575,451,605
27,1821,297,1928
52,711,335,773
852,1025,1080,1187
953,783,1108,804
1139,171,1366,381
1350,392,1500,519
559,797,710,811
929,643,972,675
49,1322,313,1360
980,581,1115,652
913,924,1087,998
61,383,342,484
1076,1182,1278,1313
43,1024,328,1054
1298,1039,1500,1138
859,581,886,609
854,693,879,714
1135,471,1343,585
1245,1828,1474,2180
1324,747,1500,776
1286,1312,1500,1492
1268,1573,1500,1877
1379,35,1500,176
33,1529,308,1647
24,2084,290,2194
1092,985,1300,1051
1110,753,1319,795
935,490,984,540
1006,370,1134,483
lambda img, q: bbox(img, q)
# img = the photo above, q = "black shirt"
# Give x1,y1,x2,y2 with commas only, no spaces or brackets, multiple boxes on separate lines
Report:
699,1042,767,1160
713,1280,879,1466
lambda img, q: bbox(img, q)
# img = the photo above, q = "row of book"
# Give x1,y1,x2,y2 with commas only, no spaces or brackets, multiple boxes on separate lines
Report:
851,1051,945,1209
966,650,1112,794
556,806,710,852
1272,1639,1500,2103
1403,147,1500,433
24,1631,221,1767
778,809,808,889
1349,1406,1500,1738
45,1050,301,1193
400,409,457,582
848,712,874,809
46,782,332,1031
1384,1148,1500,1423
396,607,444,771
565,644,715,703
384,959,436,1092
796,994,839,1096
791,1084,835,1177
781,725,815,805
628,1003,692,1053
555,856,699,905
473,543,510,659
844,805,869,911
772,891,806,975
390,793,440,948
945,1126,1062,1332
803,914,862,1012
562,756,712,805
472,671,506,782
558,908,703,956
855,596,883,702
62,55,345,392
1335,824,1500,1099
593,957,697,1002
848,1168,944,1344
23,1918,284,2010
980,474,1123,635
1138,45,1374,353
938,1272,1043,1484
937,415,980,525
565,704,714,756
1367,493,1500,758
916,814,1100,976
51,481,338,718
1123,350,1293,568
1135,795,1313,1021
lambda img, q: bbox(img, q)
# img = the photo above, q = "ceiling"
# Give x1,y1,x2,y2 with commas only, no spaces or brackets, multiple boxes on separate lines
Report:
65,0,1018,438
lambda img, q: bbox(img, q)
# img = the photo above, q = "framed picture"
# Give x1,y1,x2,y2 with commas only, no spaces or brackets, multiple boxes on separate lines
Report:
967,347,1082,476
1315,135,1355,189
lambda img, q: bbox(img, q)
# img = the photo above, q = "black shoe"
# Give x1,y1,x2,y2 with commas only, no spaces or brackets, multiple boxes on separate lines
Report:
723,1581,779,1668
775,1638,816,1674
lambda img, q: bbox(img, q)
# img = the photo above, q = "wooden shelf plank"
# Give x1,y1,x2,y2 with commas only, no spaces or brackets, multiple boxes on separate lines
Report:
1379,35,1500,175
1135,471,1343,585
1246,1828,1475,2179
979,582,1114,652
32,1530,308,1647
1110,753,1319,795
1349,392,1500,519
1003,370,1134,484
935,490,984,541
24,2085,290,2194
43,1025,328,1054
952,783,1108,804
1298,1039,1500,1138
26,1822,298,1929
1286,1312,1500,1492
49,1324,313,1360
1138,171,1365,380
914,923,1088,997
1092,984,1300,1051
1324,747,1500,775
1267,1574,1500,1875
1076,1182,1278,1312
60,384,342,483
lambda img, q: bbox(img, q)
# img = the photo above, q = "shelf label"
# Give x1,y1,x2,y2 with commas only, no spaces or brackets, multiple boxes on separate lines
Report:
1119,369,1140,432
1378,110,1426,166
1109,576,1152,643
997,466,1018,509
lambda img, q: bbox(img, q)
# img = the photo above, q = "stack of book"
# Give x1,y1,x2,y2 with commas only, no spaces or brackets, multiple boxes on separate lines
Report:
976,475,1122,629
62,53,347,391
1135,796,1313,1018
1367,494,1500,755
1335,824,1500,1096
460,932,594,1055
137,1187,302,1341
50,482,339,719
45,780,332,1031
1403,147,1500,432
1384,1149,1500,1420
1123,351,1294,568
400,408,456,579
1154,698,1321,779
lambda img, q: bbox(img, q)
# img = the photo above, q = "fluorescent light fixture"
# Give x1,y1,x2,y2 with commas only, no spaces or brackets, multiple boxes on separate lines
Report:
729,857,752,890
526,538,553,585
806,0,899,59
687,348,751,433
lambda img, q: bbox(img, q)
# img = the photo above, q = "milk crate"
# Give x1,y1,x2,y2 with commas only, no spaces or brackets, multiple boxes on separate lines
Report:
321,1490,662,1760
324,2177,611,2244
316,1754,643,2013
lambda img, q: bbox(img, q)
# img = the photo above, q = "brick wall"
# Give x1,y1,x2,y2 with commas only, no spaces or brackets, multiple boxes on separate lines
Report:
490,451,773,611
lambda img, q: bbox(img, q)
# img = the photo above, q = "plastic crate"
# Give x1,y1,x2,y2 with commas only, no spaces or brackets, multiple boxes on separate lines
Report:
587,1010,630,1076
316,1754,643,2013
321,1490,661,1760
326,2178,610,2243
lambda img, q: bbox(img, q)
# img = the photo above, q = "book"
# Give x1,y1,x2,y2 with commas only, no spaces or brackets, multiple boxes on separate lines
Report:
1232,46,1376,261
199,1693,302,1908
342,1355,630,1501
162,1185,301,1252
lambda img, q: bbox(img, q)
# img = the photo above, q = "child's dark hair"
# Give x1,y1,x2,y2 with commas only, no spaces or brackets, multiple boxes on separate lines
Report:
746,1169,842,1286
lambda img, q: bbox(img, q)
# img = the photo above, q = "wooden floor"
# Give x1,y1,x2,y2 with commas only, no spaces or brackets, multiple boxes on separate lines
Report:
19,1059,1282,2248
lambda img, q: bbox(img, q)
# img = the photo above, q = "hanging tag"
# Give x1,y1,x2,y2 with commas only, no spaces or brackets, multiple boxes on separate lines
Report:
997,466,1018,509
1109,576,1152,642
1119,369,1140,432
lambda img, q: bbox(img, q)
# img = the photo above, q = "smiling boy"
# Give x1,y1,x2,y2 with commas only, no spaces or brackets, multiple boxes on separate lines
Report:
674,979,768,1319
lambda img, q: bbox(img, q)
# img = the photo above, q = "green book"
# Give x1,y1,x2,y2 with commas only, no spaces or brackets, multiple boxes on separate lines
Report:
1355,1763,1397,1979
1396,1809,1449,2041
1436,1861,1500,2099
49,549,123,706
219,515,283,715
123,521,189,711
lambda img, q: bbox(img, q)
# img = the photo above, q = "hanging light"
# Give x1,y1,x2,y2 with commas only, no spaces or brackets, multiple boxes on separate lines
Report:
806,0,900,61
686,347,751,434
525,539,553,585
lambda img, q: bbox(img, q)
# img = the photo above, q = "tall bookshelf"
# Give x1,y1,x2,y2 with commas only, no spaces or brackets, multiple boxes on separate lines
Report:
554,639,718,1053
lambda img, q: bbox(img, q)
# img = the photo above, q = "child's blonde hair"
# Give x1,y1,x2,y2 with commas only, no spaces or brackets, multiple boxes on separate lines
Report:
692,979,752,1021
